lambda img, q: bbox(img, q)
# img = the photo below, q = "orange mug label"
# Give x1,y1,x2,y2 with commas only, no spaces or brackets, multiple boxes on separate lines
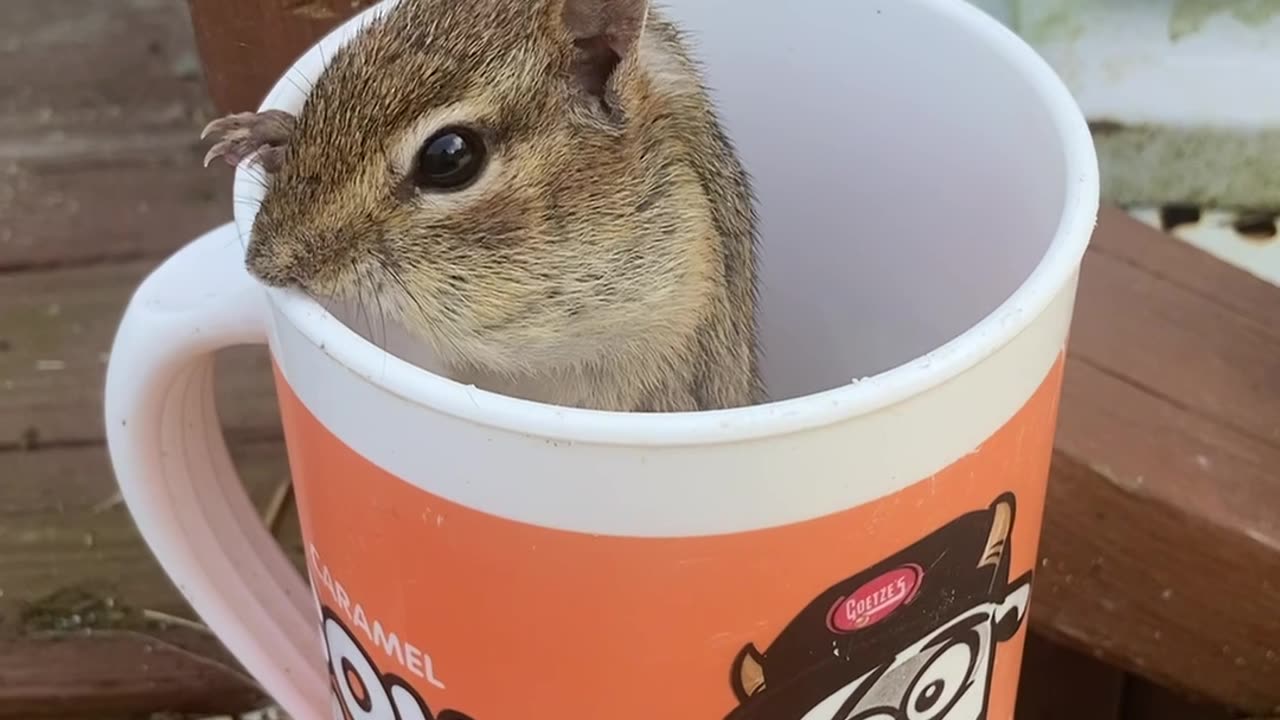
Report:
275,356,1063,720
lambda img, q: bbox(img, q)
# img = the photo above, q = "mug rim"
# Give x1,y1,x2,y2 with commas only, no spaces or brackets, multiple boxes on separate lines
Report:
233,0,1099,447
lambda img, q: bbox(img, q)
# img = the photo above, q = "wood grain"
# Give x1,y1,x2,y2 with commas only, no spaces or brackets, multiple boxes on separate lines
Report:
1,441,303,624
0,0,233,270
1028,214,1280,712
1072,220,1280,454
0,631,266,718
1034,439,1280,711
0,0,210,139
0,260,280,448
1091,205,1280,340
0,150,232,272
0,435,300,718
187,0,377,114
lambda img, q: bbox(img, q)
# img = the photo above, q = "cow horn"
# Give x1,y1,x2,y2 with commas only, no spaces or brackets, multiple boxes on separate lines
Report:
732,644,767,699
979,499,1013,568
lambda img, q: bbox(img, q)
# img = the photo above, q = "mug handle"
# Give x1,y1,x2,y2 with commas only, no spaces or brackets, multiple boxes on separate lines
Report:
104,222,327,718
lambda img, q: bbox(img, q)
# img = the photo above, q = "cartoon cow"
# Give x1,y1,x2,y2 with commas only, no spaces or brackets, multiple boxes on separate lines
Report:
726,493,1033,720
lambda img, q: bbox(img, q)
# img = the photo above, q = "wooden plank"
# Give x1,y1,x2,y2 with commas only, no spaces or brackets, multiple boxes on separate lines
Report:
0,151,233,271
1015,632,1126,720
0,441,302,626
0,0,233,270
1091,206,1280,339
0,260,281,448
1023,212,1280,713
1035,435,1279,712
0,436,299,717
187,0,378,114
1071,217,1280,452
0,631,266,718
0,0,210,140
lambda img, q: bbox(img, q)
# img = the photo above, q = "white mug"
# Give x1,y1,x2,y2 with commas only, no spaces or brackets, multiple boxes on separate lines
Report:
105,1,1098,718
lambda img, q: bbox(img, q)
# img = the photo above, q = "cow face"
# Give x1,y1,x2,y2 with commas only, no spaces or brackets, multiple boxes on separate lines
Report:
727,493,1033,720
788,575,1030,720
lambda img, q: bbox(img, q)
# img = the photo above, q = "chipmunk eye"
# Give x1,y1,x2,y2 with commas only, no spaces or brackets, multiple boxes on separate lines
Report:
413,126,486,191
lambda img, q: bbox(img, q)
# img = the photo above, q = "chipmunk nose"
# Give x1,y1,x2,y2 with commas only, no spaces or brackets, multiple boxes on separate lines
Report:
245,232,313,288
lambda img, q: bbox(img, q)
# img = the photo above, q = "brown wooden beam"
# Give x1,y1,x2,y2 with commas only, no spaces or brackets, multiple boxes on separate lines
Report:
187,0,378,114
1031,209,1280,714
0,630,268,718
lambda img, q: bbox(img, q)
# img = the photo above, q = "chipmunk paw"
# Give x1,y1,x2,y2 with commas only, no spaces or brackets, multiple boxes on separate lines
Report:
201,110,295,173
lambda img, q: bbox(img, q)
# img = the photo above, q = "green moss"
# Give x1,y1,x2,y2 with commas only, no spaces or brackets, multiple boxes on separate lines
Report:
1170,0,1280,40
1092,123,1280,209
19,586,133,633
1019,1,1086,43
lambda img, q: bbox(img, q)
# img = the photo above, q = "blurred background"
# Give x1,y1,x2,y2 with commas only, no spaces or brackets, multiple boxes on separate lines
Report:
973,0,1280,284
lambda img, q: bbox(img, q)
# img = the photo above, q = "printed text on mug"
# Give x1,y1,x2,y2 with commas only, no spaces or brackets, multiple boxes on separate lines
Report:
309,544,446,688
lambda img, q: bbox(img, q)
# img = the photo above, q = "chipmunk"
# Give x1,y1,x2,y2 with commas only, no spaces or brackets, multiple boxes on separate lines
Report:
203,0,763,412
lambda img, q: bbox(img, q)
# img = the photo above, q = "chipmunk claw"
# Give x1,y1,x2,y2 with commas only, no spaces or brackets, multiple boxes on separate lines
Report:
202,140,234,168
201,110,295,172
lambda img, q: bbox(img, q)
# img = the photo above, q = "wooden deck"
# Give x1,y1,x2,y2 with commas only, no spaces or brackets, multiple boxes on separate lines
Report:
1,2,1277,718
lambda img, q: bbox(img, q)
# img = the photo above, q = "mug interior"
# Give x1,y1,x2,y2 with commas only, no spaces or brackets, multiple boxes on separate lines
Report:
675,0,1076,400
236,0,1096,416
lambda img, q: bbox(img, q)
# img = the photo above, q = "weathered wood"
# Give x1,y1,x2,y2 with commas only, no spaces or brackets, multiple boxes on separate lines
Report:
1,441,303,626
0,151,232,272
0,260,281,448
1035,440,1280,712
187,0,378,114
0,631,266,718
1073,209,1280,452
1092,206,1280,339
0,434,298,718
0,0,231,270
0,0,210,139
1026,213,1280,713
1015,632,1126,720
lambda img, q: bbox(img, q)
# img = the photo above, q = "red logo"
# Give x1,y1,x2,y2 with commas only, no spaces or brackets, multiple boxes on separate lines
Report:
826,564,923,633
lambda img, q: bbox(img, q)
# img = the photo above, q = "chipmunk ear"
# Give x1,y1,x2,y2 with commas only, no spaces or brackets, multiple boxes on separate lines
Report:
558,0,650,98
